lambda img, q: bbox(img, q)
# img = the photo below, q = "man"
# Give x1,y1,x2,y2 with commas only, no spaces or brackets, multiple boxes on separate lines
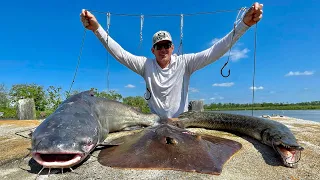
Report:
80,2,263,119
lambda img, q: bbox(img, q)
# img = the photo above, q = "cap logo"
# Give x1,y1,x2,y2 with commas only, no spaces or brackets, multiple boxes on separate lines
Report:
152,31,172,45
157,32,166,39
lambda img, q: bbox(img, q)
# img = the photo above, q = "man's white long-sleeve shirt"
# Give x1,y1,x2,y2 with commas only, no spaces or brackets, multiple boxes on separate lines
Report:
93,21,249,119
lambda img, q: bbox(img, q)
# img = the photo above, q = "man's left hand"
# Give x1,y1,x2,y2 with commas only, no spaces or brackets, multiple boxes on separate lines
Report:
243,2,263,26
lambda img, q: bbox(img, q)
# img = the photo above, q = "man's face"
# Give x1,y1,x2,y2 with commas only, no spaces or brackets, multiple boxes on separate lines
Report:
151,40,174,67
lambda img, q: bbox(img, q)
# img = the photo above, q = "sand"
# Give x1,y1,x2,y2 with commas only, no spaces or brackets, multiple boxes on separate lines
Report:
0,117,319,180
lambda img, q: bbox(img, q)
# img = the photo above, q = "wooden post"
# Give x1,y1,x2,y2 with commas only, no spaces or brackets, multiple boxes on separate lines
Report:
17,98,36,120
188,100,204,112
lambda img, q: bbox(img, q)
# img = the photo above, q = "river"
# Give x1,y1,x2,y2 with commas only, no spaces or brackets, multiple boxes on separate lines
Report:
214,110,320,123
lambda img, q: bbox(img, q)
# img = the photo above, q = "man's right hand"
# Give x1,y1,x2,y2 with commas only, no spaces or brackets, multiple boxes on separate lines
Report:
80,9,100,31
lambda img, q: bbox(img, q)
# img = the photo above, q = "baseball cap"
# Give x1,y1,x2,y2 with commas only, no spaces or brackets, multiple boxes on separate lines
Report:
152,30,172,46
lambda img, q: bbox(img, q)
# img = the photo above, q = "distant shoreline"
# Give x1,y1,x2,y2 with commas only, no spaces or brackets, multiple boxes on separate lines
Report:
204,106,320,111
204,108,320,123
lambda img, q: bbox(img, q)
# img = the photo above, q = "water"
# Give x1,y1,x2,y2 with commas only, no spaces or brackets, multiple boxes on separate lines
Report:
214,110,320,123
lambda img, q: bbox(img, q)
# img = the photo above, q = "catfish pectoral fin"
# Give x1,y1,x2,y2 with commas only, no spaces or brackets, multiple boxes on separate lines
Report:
97,141,124,147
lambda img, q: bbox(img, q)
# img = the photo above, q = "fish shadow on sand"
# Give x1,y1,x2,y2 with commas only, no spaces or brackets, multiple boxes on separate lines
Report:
237,134,283,167
27,156,92,175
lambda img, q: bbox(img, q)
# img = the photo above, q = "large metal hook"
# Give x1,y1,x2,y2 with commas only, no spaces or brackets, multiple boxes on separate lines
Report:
144,87,151,100
220,61,230,77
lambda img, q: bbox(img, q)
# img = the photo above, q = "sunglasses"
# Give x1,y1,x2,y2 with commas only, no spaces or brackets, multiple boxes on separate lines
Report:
154,42,172,50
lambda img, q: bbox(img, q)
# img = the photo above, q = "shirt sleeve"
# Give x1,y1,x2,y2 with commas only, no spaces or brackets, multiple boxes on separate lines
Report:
184,20,250,74
93,25,147,76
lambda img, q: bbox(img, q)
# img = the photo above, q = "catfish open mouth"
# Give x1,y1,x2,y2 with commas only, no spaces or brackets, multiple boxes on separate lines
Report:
274,143,304,168
32,152,85,168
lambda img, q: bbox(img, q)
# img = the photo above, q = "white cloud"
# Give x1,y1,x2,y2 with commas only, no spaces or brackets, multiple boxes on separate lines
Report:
125,84,135,88
210,96,224,100
189,87,199,93
285,71,314,76
209,38,249,61
212,82,234,87
250,86,264,91
228,48,249,61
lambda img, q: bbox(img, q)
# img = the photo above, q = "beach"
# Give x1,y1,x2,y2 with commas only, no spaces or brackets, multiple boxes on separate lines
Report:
0,116,319,180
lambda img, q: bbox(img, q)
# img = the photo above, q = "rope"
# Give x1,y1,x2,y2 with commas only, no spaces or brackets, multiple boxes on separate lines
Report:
67,28,87,96
106,12,111,91
178,14,184,55
236,7,248,24
221,7,248,77
70,7,258,111
85,8,242,17
107,12,111,33
140,14,144,48
251,23,258,116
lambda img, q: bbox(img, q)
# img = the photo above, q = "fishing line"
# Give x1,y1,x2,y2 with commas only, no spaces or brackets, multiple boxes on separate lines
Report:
15,127,36,139
139,14,144,48
85,9,242,17
218,7,258,116
106,12,111,92
17,150,32,172
36,167,45,179
177,14,184,55
71,7,258,110
251,23,257,116
221,7,248,78
220,25,235,77
70,8,243,92
67,28,87,96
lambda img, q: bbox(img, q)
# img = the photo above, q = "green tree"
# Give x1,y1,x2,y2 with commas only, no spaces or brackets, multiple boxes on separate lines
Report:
122,96,150,113
64,90,80,99
96,90,122,101
9,83,47,111
47,86,62,110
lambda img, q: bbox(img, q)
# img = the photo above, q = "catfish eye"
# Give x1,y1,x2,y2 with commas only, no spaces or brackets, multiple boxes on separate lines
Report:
82,138,93,146
87,139,93,145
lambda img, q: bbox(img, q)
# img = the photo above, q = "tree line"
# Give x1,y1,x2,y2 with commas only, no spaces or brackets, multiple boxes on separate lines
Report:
0,83,150,118
204,101,320,110
0,83,319,119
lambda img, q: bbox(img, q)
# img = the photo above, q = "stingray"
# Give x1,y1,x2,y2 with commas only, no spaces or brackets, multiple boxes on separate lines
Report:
98,123,242,175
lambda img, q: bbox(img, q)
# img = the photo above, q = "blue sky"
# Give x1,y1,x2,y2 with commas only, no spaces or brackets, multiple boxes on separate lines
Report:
1,0,319,104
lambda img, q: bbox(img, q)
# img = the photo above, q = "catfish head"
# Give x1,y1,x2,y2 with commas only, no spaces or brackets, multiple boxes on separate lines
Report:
31,106,102,168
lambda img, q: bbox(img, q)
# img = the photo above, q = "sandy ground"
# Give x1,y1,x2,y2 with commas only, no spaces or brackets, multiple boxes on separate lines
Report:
0,117,319,180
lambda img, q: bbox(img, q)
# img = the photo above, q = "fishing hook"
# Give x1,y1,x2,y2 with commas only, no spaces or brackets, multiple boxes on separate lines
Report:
220,7,247,78
220,61,230,77
144,87,151,100
220,25,234,78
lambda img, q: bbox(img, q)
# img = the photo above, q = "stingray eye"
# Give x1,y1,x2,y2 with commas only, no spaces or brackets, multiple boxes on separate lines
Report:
165,137,178,145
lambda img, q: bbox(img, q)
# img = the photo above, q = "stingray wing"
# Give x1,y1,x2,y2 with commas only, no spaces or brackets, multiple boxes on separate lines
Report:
98,125,242,175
